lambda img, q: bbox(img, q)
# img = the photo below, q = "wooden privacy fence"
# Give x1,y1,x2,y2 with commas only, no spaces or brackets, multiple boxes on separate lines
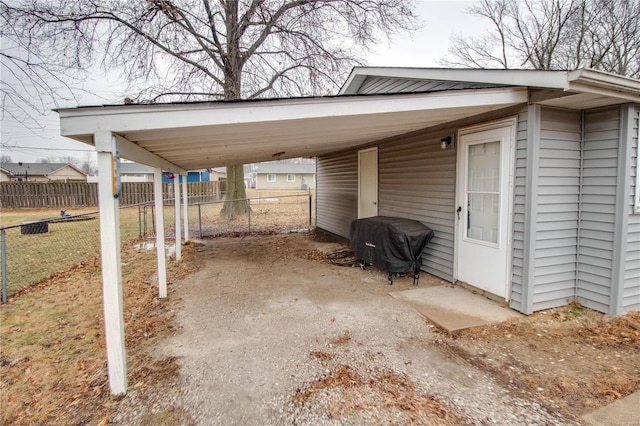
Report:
0,181,222,208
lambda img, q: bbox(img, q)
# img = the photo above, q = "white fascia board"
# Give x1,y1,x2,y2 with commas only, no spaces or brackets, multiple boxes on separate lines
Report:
567,69,640,100
339,70,367,94
344,67,640,101
58,88,527,136
340,67,570,93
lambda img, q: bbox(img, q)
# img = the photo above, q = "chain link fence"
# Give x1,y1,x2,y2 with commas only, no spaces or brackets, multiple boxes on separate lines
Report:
1,191,314,301
0,205,144,301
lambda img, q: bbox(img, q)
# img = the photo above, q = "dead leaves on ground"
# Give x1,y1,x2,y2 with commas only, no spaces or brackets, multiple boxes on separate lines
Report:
0,240,201,425
436,304,640,417
294,363,459,425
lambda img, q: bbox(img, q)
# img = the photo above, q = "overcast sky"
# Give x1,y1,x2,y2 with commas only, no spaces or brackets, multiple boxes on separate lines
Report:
0,0,486,165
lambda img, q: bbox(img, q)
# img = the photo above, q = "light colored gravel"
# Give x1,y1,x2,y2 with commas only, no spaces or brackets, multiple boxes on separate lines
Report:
111,233,578,425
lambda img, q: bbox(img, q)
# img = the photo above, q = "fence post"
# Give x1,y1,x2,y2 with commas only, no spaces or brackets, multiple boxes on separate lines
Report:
1,229,6,303
198,204,203,238
248,198,251,233
308,193,312,227
143,205,149,236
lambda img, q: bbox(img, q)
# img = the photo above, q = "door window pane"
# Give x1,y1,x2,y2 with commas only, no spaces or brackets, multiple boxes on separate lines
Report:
466,141,500,244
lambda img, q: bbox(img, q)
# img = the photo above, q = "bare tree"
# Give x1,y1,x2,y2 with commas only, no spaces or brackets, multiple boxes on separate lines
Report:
441,0,640,79
0,154,13,163
1,18,86,132
3,0,418,217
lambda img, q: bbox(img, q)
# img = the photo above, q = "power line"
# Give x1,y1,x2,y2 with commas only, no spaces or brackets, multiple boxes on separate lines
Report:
1,145,94,152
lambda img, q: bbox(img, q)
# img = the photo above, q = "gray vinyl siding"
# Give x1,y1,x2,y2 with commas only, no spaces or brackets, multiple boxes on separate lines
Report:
509,110,529,312
577,107,621,313
531,108,582,311
316,151,358,238
623,106,640,312
378,132,457,281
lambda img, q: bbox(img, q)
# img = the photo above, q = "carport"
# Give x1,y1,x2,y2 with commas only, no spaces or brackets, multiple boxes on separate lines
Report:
57,87,527,394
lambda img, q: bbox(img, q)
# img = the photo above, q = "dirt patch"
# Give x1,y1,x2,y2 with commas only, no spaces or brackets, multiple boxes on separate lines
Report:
434,305,640,417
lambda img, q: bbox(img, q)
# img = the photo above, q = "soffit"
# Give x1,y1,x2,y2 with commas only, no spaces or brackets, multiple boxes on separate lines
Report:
58,88,527,170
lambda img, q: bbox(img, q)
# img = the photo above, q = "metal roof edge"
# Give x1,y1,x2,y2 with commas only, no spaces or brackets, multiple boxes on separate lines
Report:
56,87,523,119
567,68,640,99
340,67,571,94
341,67,640,103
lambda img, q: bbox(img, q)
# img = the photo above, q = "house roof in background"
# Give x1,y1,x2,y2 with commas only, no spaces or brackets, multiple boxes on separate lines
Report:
0,162,87,176
119,162,155,174
255,162,316,174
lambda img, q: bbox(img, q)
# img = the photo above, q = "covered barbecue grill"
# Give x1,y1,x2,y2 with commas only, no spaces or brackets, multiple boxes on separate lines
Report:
350,216,434,285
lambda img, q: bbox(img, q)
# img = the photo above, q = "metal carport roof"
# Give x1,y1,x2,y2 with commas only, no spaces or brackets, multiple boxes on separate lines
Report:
57,88,527,171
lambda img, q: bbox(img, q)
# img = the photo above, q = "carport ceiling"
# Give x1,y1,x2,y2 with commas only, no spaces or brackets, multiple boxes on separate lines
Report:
58,88,527,170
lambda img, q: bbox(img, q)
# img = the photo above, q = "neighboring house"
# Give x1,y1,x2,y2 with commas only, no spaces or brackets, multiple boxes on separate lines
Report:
255,162,316,190
118,162,212,183
119,162,155,182
210,167,226,182
0,162,87,182
0,167,10,182
164,169,211,183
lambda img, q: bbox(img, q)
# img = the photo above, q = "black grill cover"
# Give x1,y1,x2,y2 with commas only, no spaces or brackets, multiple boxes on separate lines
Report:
350,216,434,275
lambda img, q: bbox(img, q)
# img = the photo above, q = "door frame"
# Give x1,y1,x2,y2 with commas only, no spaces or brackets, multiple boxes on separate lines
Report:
358,147,378,218
453,117,517,300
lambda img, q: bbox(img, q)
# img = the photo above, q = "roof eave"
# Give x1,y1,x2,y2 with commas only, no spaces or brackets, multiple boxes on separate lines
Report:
567,68,640,101
339,67,571,94
342,66,640,103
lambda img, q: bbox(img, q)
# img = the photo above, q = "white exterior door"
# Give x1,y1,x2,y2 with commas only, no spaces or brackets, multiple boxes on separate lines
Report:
358,147,378,218
455,120,516,299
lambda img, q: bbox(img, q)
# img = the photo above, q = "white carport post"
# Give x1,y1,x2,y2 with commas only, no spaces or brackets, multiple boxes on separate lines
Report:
154,168,168,297
95,131,127,395
174,175,182,261
182,176,189,242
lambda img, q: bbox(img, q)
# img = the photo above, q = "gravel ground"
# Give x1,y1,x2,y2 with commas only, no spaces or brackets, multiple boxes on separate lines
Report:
111,233,578,425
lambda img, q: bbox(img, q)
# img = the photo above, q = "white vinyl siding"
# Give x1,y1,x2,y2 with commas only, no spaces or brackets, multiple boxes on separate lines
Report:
623,106,640,312
316,151,358,237
509,110,529,312
378,131,457,281
577,107,620,313
532,108,582,311
516,106,581,314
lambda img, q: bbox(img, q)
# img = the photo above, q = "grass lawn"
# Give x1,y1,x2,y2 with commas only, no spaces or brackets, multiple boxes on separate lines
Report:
0,195,313,297
0,207,156,297
0,242,199,425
